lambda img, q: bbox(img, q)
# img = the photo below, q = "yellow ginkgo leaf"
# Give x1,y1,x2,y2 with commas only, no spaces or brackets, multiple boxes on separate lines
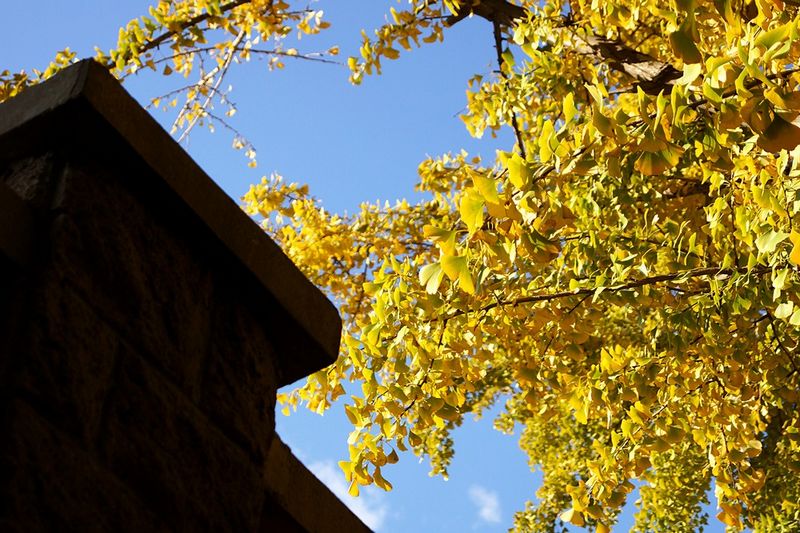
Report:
459,189,485,234
560,508,585,527
472,173,501,205
502,151,532,189
441,255,475,294
789,231,800,265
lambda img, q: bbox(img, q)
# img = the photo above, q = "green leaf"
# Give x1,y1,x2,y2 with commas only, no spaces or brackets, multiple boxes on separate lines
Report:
676,62,703,86
670,29,702,64
755,229,789,254
755,23,790,49
702,82,723,104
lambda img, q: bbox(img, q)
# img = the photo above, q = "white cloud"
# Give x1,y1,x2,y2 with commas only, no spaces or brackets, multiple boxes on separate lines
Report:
468,485,502,524
307,460,390,531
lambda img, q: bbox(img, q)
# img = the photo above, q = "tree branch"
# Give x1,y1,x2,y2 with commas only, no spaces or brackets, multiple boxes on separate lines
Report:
766,310,800,374
139,0,251,56
492,20,527,158
580,35,681,94
176,29,246,142
446,0,526,27
437,265,771,322
134,1,316,58
447,0,681,94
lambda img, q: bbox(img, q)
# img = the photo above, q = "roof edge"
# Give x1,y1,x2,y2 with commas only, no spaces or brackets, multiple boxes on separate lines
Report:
0,60,341,385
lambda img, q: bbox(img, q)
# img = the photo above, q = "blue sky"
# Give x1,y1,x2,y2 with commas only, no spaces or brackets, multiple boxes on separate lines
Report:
2,2,724,531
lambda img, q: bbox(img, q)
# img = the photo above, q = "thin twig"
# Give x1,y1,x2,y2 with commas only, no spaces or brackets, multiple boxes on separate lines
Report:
766,311,800,374
176,29,246,142
492,20,526,159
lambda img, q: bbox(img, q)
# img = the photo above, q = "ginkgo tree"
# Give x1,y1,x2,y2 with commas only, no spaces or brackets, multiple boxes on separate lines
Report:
5,0,800,531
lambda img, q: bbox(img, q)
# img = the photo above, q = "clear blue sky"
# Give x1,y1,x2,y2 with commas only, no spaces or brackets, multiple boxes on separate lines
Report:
2,2,723,531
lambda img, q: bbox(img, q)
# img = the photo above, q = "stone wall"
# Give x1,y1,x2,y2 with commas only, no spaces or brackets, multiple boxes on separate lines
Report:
0,60,369,533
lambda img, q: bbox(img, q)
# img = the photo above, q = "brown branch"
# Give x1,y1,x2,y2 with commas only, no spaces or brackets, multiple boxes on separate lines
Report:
244,49,342,65
581,35,681,95
501,265,769,308
352,262,371,319
492,20,527,158
132,45,342,74
566,293,592,314
133,2,318,60
176,28,246,142
448,0,680,94
436,265,771,322
446,0,526,27
203,109,254,138
446,1,799,103
139,0,251,56
766,311,800,374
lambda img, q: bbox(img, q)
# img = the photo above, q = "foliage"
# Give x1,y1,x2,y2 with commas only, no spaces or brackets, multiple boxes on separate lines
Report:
2,0,337,163
6,1,800,531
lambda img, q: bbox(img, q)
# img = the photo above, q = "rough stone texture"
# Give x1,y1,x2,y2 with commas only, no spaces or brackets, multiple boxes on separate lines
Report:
14,278,117,447
0,60,368,532
1,400,168,533
0,181,35,268
0,152,59,209
202,295,278,464
50,161,215,399
100,346,264,532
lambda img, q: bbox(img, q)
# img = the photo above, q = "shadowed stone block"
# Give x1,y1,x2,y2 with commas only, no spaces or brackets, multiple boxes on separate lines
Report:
15,279,117,447
49,163,215,398
1,400,168,533
202,296,278,464
100,346,264,531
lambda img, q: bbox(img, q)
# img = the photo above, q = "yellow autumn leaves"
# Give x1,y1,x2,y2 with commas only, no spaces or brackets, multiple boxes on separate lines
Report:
333,2,800,531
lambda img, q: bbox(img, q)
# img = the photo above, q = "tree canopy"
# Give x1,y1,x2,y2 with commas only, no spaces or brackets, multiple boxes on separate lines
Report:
5,1,800,530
